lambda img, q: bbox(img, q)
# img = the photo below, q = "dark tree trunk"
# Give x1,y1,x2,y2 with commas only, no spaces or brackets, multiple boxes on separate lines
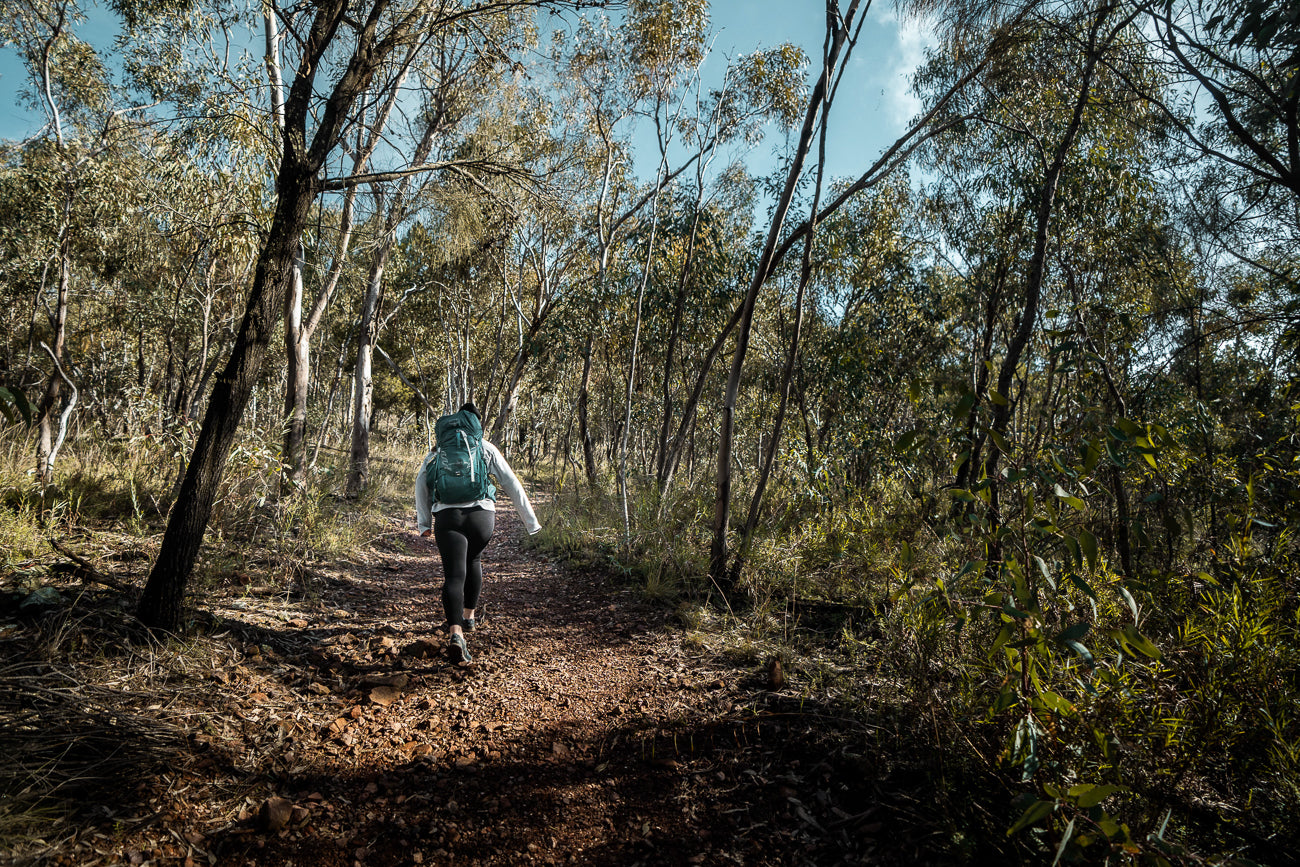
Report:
980,1,1115,577
139,0,392,631
710,0,864,590
729,93,830,586
139,182,316,628
577,334,598,487
657,297,745,500
654,207,703,484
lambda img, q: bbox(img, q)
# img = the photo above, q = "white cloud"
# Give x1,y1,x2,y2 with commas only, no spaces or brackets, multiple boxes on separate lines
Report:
882,11,934,128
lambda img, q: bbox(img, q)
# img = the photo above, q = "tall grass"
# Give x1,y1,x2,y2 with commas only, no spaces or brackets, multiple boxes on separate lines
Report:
0,421,411,598
540,452,1300,863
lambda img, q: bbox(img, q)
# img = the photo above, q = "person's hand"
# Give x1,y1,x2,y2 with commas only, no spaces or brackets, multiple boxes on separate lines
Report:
420,529,433,537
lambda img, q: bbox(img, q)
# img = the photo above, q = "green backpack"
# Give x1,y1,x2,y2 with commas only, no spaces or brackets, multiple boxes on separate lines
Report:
426,409,496,504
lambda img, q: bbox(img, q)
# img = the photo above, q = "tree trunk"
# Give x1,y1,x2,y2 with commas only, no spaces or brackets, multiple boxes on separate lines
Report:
980,1,1114,576
347,245,391,496
953,218,1017,499
139,180,316,628
282,247,310,486
312,322,356,468
619,178,665,539
342,71,444,492
139,0,397,631
655,207,703,485
490,314,547,443
729,98,830,585
280,32,410,487
35,234,71,486
710,0,863,590
577,334,598,487
658,298,745,501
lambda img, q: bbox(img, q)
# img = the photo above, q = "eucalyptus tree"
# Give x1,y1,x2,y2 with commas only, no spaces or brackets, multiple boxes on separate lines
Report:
550,0,805,500
644,46,806,507
0,0,139,484
1143,0,1300,204
704,0,1060,591
343,8,539,496
487,150,585,446
883,4,1300,846
704,0,863,588
648,178,756,496
783,176,935,481
137,0,598,633
549,2,708,488
916,1,1182,586
1139,0,1300,456
612,0,719,538
134,121,269,432
388,209,508,423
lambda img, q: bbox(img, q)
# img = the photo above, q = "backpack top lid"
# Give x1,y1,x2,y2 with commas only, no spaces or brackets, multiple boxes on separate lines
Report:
435,407,483,446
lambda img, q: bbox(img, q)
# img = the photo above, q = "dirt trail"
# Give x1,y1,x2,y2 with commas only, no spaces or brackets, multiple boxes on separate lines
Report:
24,505,893,866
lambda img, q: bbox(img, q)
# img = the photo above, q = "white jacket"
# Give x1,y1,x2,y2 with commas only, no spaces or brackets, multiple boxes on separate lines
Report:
414,439,541,535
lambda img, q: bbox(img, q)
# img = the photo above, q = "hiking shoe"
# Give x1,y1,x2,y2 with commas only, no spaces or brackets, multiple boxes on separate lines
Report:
464,617,475,632
447,633,471,664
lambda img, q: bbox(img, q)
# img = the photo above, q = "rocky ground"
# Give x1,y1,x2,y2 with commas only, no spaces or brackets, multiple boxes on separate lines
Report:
2,505,929,867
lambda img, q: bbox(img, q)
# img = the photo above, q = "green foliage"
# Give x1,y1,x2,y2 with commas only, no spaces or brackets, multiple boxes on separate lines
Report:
0,388,36,428
533,465,714,602
0,0,1297,860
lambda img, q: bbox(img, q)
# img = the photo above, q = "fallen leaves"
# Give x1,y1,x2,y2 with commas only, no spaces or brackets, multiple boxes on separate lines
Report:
3,508,888,866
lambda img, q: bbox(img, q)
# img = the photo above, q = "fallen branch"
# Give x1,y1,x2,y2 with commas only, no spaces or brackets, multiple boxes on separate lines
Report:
47,538,135,593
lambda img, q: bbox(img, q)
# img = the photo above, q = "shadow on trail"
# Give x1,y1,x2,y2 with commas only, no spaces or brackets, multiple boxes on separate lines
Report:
0,500,1015,866
204,695,1011,867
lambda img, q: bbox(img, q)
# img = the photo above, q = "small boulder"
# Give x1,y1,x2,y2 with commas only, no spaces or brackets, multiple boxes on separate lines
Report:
403,639,439,660
257,797,294,833
369,686,400,706
19,586,63,615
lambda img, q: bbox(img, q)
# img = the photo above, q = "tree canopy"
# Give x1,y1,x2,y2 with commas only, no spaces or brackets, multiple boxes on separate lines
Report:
2,0,1297,861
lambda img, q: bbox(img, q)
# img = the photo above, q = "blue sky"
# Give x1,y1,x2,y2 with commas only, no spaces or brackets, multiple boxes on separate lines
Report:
705,0,933,181
0,0,933,181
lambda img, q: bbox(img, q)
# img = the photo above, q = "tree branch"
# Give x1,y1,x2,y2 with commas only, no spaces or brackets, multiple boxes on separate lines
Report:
38,340,76,476
319,158,534,191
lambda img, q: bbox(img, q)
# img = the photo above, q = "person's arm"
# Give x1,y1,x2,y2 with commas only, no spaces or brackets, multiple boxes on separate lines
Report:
485,442,541,534
415,452,434,534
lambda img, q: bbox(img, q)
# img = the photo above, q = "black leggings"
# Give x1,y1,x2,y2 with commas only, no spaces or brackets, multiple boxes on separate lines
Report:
433,507,495,628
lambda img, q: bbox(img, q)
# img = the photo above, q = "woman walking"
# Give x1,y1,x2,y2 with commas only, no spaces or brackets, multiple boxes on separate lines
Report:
415,403,540,663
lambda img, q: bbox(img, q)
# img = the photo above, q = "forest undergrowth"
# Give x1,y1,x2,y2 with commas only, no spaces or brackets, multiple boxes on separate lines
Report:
2,424,1297,866
549,446,1300,865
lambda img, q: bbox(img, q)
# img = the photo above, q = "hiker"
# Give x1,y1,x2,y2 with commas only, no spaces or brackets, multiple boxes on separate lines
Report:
415,402,541,663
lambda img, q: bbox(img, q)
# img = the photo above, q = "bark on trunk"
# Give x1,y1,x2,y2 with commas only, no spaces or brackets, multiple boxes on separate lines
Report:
729,103,830,585
140,182,316,628
577,334,598,487
139,0,393,631
282,248,309,486
654,208,702,485
658,298,744,501
490,315,547,443
980,1,1114,577
347,248,390,496
710,1,862,589
35,236,71,486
